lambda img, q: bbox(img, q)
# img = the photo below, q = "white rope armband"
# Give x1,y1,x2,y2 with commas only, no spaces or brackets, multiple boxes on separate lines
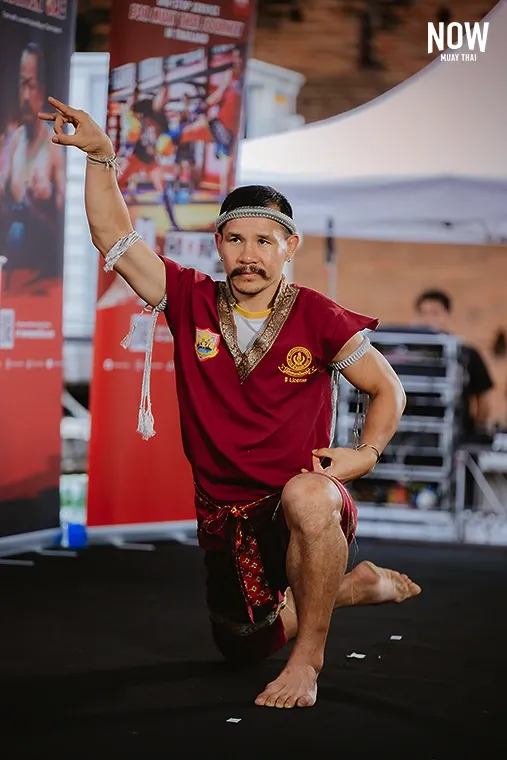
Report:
86,152,121,176
330,335,371,371
120,294,168,440
103,231,142,272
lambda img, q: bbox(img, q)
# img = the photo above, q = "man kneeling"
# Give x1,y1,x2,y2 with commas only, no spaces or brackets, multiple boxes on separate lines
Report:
39,97,421,708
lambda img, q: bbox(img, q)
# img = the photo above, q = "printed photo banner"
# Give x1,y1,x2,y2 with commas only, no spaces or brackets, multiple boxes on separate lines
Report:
0,0,76,538
87,0,256,528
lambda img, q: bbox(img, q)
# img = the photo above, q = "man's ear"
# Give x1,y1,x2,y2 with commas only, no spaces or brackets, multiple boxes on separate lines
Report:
286,234,300,257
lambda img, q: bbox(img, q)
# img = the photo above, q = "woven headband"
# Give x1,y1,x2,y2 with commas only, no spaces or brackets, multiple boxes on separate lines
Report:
215,206,298,236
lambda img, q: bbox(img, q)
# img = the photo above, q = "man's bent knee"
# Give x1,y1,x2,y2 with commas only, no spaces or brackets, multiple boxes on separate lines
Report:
211,615,288,666
282,472,343,536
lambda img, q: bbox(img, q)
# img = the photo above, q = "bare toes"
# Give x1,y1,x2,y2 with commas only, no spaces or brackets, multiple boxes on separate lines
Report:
256,665,318,709
254,691,270,706
255,682,276,706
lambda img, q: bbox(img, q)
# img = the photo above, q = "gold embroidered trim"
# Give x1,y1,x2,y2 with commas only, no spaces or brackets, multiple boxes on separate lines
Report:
217,283,243,370
217,276,299,383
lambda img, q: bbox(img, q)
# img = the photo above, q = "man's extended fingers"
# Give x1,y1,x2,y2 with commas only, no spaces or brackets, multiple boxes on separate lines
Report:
47,96,80,119
311,454,325,472
38,111,57,122
53,114,67,135
51,132,79,146
312,448,334,459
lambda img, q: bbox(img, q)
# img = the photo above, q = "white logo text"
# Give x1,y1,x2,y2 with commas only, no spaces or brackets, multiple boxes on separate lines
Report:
427,21,489,54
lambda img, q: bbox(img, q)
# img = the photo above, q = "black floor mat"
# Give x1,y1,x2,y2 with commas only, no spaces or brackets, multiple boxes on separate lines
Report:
1,539,506,758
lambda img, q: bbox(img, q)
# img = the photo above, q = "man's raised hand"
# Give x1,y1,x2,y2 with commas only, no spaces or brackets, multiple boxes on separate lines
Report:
38,97,113,158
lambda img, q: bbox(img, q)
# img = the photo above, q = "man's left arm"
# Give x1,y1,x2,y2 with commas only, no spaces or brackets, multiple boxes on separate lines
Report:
312,333,406,482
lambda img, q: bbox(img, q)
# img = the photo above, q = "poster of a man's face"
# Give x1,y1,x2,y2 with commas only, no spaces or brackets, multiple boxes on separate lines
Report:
0,39,66,293
19,43,46,134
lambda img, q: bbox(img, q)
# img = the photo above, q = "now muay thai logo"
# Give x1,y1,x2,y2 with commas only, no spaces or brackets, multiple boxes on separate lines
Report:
428,21,489,62
195,327,220,361
278,346,317,383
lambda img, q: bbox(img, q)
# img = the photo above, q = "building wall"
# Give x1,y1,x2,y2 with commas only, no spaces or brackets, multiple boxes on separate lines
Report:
253,0,496,123
294,237,507,424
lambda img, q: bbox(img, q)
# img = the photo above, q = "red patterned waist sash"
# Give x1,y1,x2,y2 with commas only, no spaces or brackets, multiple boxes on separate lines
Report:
195,486,283,623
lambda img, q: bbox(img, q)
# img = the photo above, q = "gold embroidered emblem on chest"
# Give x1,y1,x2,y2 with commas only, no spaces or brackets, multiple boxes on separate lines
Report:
278,346,317,383
195,328,220,361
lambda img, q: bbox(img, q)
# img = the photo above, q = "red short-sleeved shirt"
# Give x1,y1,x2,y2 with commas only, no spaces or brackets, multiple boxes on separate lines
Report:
162,258,378,502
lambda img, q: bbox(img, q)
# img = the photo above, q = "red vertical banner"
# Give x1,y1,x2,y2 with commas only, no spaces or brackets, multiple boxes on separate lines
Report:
0,2,76,539
87,0,256,528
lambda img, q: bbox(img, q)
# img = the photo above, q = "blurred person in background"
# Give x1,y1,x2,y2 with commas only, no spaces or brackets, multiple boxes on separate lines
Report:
414,289,494,443
119,84,168,203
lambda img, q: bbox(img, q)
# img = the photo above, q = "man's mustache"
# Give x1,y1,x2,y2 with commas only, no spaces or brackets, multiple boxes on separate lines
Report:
230,265,268,280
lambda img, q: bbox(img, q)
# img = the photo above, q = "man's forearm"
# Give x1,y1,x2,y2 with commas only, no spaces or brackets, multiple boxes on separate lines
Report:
84,157,166,308
85,161,133,256
359,380,406,455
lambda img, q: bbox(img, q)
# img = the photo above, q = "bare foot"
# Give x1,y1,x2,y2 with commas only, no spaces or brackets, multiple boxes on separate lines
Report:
255,663,318,709
337,560,422,606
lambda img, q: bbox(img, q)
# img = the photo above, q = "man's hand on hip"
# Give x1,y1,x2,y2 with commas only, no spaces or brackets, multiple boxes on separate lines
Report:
302,446,378,483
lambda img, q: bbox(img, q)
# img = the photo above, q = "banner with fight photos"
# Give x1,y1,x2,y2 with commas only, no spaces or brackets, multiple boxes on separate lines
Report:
0,1,76,540
87,0,255,529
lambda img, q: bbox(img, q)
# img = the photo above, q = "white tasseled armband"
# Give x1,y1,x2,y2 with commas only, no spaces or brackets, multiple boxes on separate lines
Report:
103,232,167,440
120,295,168,440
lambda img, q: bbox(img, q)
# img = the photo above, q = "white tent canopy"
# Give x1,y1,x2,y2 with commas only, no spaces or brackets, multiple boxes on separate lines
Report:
238,1,507,244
